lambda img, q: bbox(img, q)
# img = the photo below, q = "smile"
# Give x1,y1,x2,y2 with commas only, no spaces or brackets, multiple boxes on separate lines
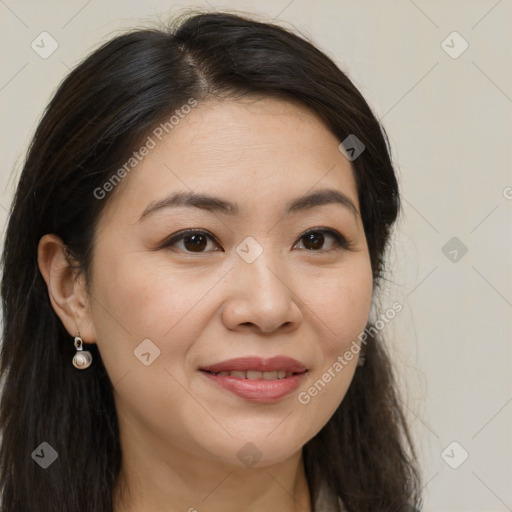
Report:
205,370,297,380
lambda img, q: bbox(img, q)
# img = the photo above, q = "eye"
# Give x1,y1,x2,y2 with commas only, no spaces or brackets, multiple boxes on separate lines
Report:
294,228,352,252
161,228,352,254
161,229,220,253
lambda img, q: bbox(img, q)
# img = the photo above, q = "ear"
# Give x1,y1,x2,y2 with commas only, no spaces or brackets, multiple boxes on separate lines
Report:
37,234,97,343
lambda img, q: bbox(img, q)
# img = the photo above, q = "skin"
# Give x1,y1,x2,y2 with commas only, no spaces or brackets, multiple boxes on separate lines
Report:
38,96,374,512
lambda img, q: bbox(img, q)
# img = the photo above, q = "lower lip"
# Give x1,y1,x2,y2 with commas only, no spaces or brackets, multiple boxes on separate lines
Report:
200,371,307,403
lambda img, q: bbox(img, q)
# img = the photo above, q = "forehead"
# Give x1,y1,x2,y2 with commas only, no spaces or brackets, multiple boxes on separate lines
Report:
98,96,359,222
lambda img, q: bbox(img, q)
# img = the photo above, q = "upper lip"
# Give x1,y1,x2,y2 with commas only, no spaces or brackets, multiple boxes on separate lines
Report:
200,356,307,373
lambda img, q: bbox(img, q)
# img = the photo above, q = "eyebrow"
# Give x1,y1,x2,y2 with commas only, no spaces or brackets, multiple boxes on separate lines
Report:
138,188,359,222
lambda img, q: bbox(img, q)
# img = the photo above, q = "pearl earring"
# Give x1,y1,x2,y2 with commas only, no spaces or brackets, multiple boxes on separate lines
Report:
72,335,93,369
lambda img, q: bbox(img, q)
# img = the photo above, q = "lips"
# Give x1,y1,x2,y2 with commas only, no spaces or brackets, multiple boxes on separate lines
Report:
199,356,308,403
200,356,307,374
206,370,293,380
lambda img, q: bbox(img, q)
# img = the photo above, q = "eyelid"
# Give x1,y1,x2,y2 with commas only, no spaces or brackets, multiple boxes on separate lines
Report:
296,227,353,251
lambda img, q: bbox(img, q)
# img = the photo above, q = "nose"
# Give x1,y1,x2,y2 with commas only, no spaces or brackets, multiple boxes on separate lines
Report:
221,250,303,335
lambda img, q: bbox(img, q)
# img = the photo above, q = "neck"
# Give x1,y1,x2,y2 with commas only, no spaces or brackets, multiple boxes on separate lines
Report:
112,435,312,512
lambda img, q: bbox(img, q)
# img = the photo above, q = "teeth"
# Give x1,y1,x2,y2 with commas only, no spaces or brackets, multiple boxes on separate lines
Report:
210,370,297,379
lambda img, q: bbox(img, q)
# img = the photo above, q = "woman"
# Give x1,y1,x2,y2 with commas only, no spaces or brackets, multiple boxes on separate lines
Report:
0,10,421,512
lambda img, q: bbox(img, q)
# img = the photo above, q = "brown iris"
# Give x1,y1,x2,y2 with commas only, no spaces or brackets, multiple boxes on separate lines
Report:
183,233,209,252
302,231,325,250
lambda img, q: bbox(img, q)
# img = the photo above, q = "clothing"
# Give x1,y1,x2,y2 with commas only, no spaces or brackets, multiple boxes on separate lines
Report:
314,483,420,512
314,482,345,511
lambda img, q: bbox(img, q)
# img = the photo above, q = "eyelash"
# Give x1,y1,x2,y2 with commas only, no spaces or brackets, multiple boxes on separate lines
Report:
160,228,353,254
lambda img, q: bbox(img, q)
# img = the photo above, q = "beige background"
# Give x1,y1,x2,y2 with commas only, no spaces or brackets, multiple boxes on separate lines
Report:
1,1,511,510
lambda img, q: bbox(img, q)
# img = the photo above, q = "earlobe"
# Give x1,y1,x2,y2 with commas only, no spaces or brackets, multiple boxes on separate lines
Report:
37,233,97,343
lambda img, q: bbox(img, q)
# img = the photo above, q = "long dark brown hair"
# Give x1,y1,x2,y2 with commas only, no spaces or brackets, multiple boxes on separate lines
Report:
0,10,421,511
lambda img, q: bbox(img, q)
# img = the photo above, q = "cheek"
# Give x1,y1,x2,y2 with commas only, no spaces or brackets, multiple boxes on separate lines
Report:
91,246,211,342
87,246,197,386
88,251,215,448
294,262,373,422
304,262,373,350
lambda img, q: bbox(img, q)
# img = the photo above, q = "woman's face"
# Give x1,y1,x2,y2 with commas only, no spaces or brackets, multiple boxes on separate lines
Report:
86,96,373,468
